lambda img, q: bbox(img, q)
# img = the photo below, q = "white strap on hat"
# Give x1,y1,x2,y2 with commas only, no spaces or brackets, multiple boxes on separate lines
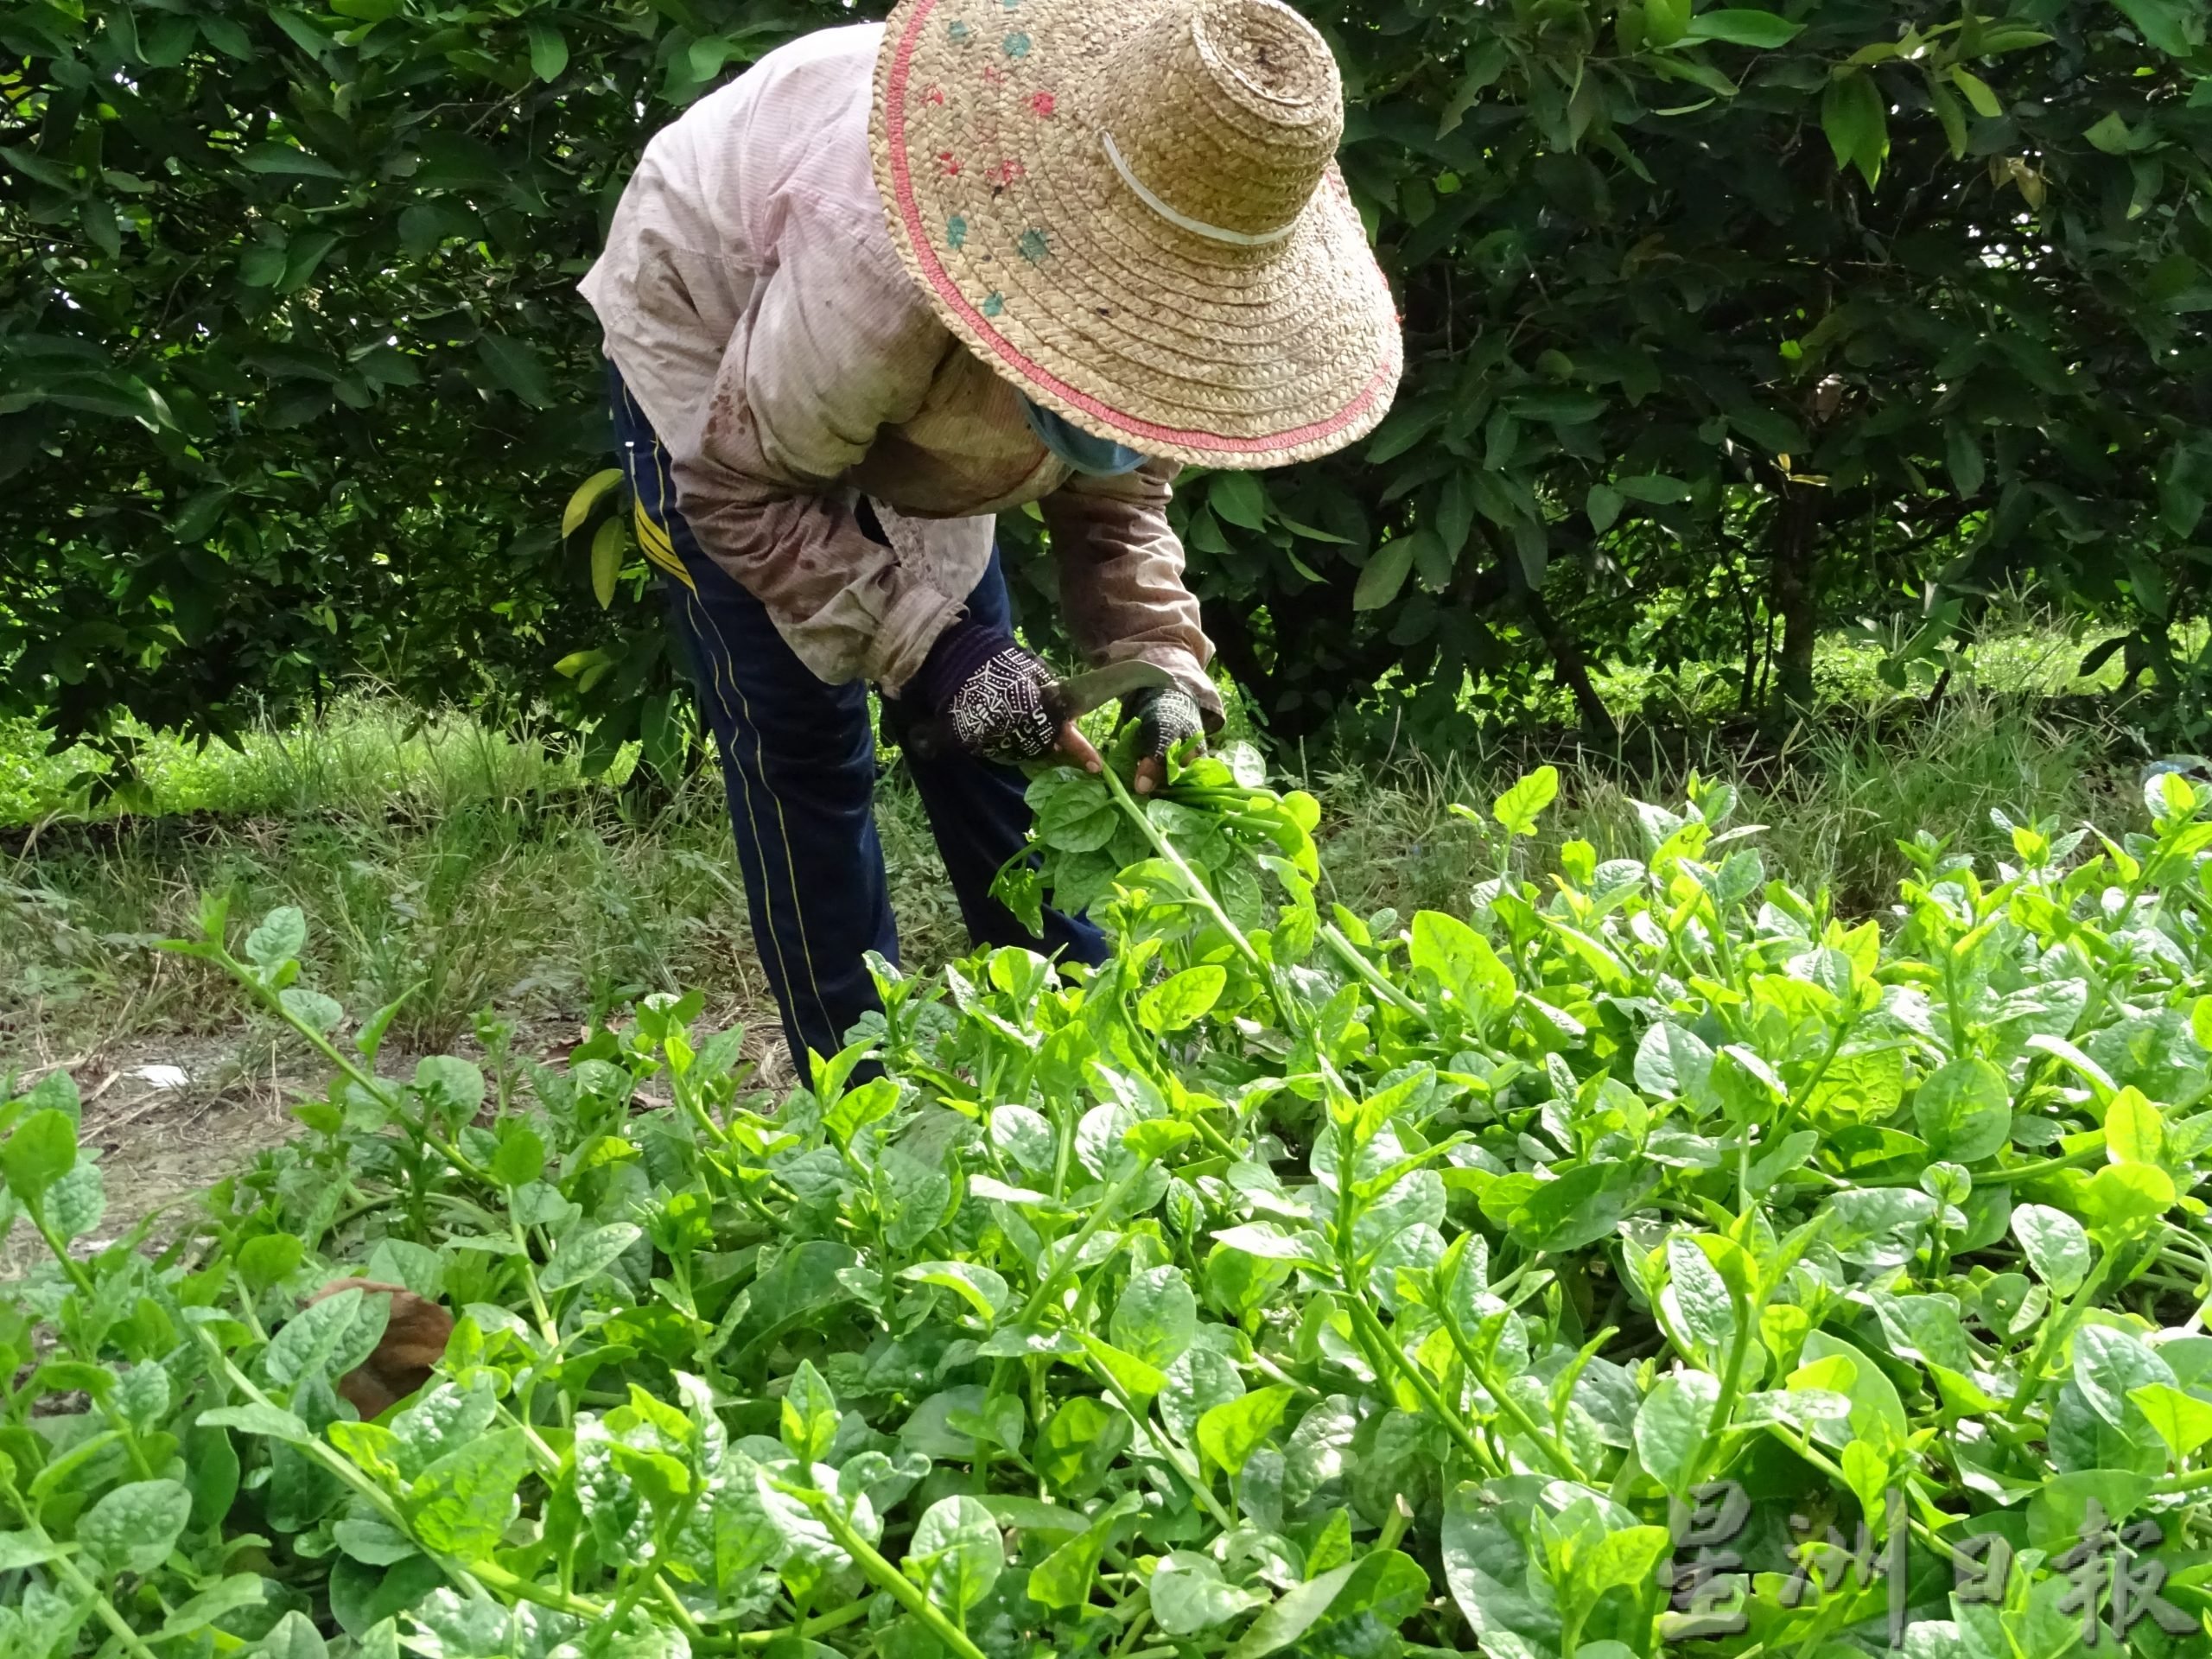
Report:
1100,130,1300,248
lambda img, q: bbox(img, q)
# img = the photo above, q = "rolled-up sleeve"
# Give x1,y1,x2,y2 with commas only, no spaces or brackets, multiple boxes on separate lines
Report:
668,210,965,693
1039,459,1222,727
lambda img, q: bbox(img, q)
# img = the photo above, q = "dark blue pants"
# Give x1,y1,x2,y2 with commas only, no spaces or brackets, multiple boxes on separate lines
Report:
608,366,1106,1073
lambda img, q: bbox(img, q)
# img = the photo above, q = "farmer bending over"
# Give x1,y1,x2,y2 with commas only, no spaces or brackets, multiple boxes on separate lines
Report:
580,0,1401,1073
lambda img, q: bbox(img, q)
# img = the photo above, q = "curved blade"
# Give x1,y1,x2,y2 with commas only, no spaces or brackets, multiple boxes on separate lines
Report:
1043,660,1175,726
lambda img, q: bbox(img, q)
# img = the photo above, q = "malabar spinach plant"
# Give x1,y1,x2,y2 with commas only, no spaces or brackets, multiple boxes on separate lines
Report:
6,753,2212,1658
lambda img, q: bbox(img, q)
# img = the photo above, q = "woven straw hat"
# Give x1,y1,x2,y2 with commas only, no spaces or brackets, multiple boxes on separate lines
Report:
870,0,1402,470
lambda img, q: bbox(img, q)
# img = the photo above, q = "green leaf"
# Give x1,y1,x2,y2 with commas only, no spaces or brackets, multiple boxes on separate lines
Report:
1634,1370,1719,1498
905,1496,1003,1615
1224,1563,1357,1659
1209,472,1268,531
257,1612,329,1659
780,1359,842,1464
1821,70,1889,188
1408,912,1515,1027
1645,0,1691,48
334,1512,419,1567
1197,1386,1294,1476
1353,538,1414,612
1666,1235,1738,1358
1581,1524,1672,1593
1028,1496,1140,1611
1038,1395,1134,1497
0,1531,67,1572
391,1381,499,1478
538,1222,641,1292
1798,1330,1910,1453
1078,1333,1169,1401
239,143,345,180
2106,1087,2164,1166
245,906,308,970
2077,1161,2175,1236
823,1076,900,1147
1946,422,1986,498
1611,474,1692,505
488,1123,547,1189
46,1160,104,1244
2110,0,2200,57
1492,766,1560,836
1122,1119,1197,1162
2084,111,2133,155
2073,1325,2173,1430
1586,483,1624,533
563,467,623,537
2013,1203,2091,1295
3,1109,77,1201
900,1261,1010,1322
78,1478,192,1576
477,334,555,409
407,1427,527,1559
116,1362,171,1430
1435,472,1476,557
1680,9,1802,47
1508,1161,1648,1253
1109,1266,1198,1370
279,987,343,1035
199,1402,315,1446
526,21,569,82
238,1233,305,1294
1913,1056,2012,1163
1150,1553,1267,1635
2128,1383,2212,1459
266,1287,389,1389
1950,66,2003,118
1139,964,1227,1033
1636,1020,1715,1099
590,519,626,609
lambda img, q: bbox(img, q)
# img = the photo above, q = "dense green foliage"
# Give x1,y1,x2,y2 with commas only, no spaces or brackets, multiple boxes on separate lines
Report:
3,0,2212,772
10,754,2212,1656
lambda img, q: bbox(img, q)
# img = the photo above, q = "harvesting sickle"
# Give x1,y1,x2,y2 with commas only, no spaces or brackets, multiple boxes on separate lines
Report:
901,658,1179,764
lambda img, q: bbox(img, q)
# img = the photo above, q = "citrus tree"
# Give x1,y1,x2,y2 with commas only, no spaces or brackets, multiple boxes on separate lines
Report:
3,0,2209,779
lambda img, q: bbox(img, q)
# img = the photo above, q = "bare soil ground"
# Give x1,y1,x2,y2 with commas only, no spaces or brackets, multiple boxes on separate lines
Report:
1,999,795,1281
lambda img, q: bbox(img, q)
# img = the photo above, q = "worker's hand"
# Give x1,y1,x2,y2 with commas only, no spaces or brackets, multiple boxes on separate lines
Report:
912,622,1061,760
1123,684,1205,796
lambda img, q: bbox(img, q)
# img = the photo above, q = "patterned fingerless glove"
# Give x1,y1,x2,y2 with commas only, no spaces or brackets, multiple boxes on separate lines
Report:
908,621,1058,760
1126,684,1206,759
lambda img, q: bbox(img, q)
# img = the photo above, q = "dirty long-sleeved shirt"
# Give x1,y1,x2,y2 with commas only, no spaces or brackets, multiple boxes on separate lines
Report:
578,21,1219,714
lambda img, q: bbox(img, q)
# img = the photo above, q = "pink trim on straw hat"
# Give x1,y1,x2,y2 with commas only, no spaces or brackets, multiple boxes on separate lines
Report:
881,0,1395,455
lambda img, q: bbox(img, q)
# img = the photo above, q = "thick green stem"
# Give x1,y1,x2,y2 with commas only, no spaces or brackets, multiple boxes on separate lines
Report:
1318,924,1428,1025
1437,1303,1583,1481
799,1490,991,1659
2005,1249,2120,1426
1013,1155,1157,1329
189,1327,486,1602
733,1602,869,1649
1346,1293,1502,1477
0,1466,165,1659
213,939,491,1185
509,1199,562,1348
1103,768,1300,1035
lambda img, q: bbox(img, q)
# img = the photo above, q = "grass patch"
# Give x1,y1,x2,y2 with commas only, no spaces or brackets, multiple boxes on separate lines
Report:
3,682,2144,1066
